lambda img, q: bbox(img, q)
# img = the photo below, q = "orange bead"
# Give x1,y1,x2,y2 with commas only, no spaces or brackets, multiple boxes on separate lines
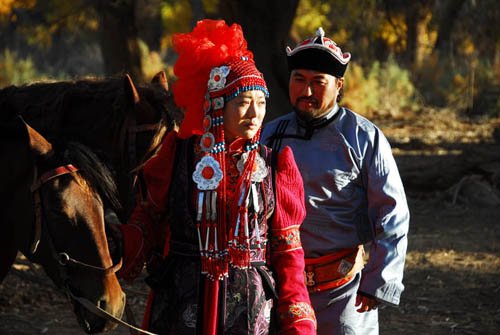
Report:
202,166,214,179
203,136,212,148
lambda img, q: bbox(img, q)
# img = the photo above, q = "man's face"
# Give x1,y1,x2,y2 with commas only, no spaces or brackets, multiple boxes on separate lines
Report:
289,69,343,121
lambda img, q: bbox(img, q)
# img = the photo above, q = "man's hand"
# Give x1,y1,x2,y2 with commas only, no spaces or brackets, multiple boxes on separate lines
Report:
355,294,379,313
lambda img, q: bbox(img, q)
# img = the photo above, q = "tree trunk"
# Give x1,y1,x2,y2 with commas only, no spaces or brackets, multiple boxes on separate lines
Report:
219,0,299,122
190,0,205,27
135,0,163,51
94,0,144,82
433,0,466,61
404,5,419,71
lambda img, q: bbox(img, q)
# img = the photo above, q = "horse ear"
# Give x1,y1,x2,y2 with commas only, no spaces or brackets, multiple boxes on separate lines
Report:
26,124,53,156
151,71,169,91
124,73,140,105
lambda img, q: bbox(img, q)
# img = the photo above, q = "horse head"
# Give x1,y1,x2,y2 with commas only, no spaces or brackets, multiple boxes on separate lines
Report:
24,125,126,333
122,71,182,163
118,72,183,219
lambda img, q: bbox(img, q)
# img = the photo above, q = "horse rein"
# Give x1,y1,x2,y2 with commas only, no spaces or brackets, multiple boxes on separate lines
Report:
30,163,158,335
68,291,157,335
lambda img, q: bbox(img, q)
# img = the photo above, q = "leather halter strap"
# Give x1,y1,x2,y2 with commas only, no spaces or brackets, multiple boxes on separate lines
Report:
31,164,79,192
58,252,123,276
30,164,79,254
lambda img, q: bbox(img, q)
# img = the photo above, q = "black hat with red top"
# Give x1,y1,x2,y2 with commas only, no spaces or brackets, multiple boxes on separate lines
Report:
286,27,351,78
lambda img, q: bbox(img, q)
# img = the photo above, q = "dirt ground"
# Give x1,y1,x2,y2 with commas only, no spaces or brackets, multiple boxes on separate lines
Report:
1,110,500,335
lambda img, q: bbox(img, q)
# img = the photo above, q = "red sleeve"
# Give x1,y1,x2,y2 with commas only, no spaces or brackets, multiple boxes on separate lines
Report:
270,146,316,334
118,131,178,281
142,131,178,211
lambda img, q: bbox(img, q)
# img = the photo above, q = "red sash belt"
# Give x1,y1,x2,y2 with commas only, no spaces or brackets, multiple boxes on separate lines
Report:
304,245,364,293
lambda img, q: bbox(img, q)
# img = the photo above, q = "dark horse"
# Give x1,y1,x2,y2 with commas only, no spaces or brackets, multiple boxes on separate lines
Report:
0,111,125,333
0,72,181,220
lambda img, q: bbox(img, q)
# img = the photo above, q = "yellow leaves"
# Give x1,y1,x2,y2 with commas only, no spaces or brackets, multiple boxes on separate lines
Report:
0,49,39,86
7,1,98,48
0,0,16,16
460,38,476,57
291,0,331,41
0,0,36,16
23,24,57,47
201,0,218,15
416,13,437,66
86,17,98,31
343,59,417,118
160,0,192,49
139,39,169,81
161,0,192,31
331,28,349,47
0,0,36,25
453,74,466,88
376,14,406,53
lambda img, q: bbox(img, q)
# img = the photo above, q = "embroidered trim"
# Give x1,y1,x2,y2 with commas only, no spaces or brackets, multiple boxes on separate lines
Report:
280,302,316,326
270,225,302,253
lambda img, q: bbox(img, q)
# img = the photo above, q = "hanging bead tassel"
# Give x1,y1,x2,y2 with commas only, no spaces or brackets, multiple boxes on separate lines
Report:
251,183,262,251
196,191,208,274
233,189,251,269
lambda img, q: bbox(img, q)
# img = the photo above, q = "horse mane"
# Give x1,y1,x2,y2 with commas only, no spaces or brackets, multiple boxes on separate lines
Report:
1,77,123,113
60,141,122,212
0,76,177,134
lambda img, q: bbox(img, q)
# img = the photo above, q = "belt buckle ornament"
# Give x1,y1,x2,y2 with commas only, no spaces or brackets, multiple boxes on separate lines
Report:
306,271,315,287
337,259,353,276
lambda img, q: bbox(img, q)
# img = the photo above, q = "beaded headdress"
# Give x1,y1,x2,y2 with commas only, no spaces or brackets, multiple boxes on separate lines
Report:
172,19,268,139
172,19,269,281
286,27,351,78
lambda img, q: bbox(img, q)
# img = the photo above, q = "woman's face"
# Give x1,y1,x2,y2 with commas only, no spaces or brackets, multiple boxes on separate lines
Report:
223,90,266,143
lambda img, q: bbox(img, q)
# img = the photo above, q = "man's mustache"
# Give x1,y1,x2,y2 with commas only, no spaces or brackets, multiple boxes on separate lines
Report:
297,97,318,105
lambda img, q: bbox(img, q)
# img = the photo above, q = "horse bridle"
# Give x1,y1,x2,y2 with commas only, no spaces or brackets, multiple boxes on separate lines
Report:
30,163,123,274
29,164,158,335
116,110,169,220
120,103,172,170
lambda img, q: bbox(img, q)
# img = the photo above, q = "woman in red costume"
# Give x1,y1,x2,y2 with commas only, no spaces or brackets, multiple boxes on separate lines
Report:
118,19,316,335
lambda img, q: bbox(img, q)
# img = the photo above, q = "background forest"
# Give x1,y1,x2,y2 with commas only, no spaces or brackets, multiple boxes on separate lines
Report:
1,0,499,121
1,1,500,335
